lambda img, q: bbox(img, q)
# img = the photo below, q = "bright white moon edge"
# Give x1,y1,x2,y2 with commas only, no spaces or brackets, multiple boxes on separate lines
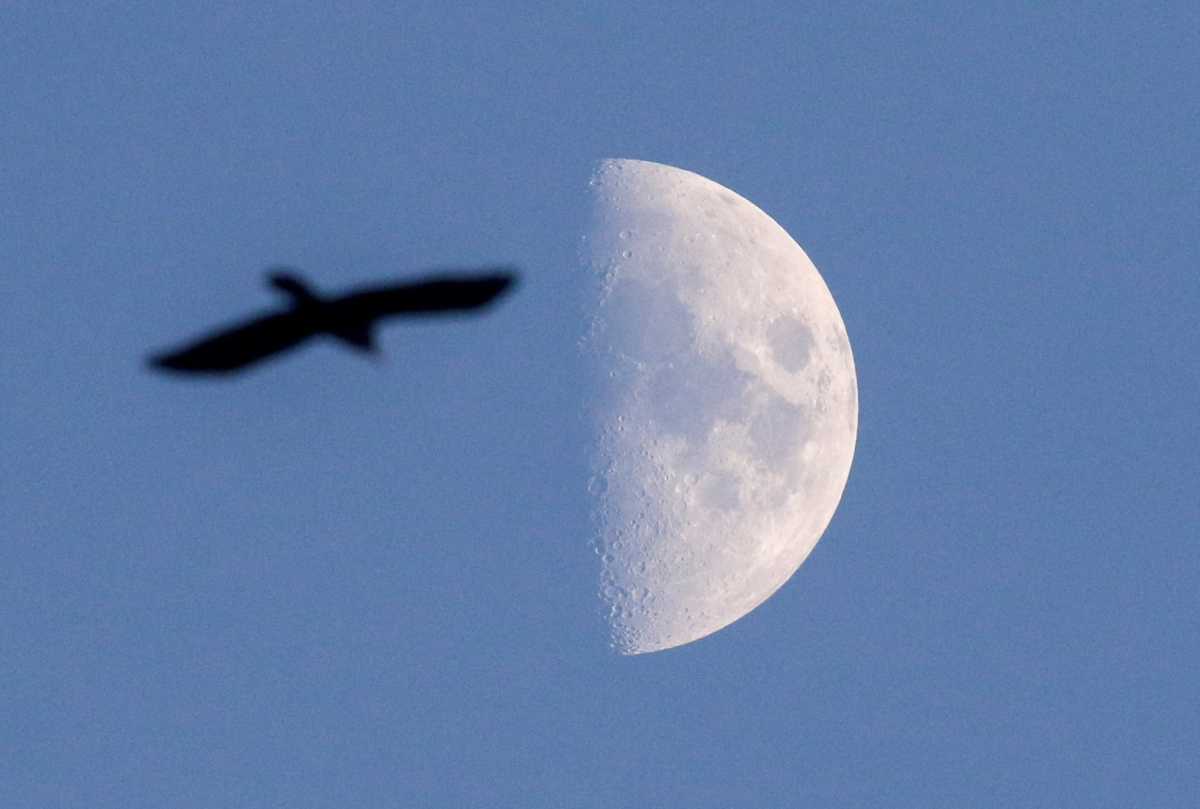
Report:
584,158,858,655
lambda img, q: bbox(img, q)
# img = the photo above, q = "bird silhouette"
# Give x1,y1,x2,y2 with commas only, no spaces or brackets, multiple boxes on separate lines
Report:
149,267,518,374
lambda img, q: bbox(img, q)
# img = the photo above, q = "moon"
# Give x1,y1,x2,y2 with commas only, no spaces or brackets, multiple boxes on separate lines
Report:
584,158,858,655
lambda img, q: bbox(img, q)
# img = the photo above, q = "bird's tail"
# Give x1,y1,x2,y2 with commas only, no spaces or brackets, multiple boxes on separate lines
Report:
329,323,378,353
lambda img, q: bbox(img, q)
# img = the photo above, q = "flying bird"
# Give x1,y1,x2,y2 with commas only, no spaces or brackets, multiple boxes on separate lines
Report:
149,267,518,374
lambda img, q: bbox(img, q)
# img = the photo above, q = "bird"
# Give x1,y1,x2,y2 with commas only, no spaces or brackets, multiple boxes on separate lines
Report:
148,267,518,374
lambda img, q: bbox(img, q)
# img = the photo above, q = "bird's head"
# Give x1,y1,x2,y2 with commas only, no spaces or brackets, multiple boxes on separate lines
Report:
265,267,320,306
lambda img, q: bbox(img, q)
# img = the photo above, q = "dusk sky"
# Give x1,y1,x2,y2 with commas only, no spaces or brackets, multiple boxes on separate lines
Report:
4,4,1197,806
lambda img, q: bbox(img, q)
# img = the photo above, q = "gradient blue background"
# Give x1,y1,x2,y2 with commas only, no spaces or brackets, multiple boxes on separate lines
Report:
4,4,1197,806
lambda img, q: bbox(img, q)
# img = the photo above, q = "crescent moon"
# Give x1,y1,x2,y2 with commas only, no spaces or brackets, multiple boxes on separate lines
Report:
585,158,858,654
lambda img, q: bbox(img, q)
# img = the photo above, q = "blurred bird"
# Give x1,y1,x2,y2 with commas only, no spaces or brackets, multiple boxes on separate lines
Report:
149,267,518,374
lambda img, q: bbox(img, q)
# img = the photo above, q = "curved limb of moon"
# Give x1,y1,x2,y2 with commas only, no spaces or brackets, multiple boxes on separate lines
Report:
586,158,858,655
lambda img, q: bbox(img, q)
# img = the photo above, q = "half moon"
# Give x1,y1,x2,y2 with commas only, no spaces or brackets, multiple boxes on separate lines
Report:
585,158,858,655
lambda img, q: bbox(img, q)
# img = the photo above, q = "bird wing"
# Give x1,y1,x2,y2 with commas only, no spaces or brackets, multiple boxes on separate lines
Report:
332,273,517,320
149,309,321,373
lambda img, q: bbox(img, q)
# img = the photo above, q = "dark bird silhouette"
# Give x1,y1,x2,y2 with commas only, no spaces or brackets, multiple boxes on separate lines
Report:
149,267,518,374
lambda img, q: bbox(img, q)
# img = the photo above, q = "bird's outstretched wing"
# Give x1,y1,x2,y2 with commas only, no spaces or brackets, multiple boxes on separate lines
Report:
148,267,519,375
332,272,517,320
148,309,321,373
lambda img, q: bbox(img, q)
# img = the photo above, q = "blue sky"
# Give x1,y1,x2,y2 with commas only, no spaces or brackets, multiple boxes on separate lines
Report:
3,3,1197,806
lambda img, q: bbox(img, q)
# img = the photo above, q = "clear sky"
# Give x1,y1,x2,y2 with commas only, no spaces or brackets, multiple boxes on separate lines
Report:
3,3,1197,807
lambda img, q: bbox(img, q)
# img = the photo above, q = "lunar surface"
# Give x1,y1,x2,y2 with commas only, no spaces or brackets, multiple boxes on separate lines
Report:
585,158,858,655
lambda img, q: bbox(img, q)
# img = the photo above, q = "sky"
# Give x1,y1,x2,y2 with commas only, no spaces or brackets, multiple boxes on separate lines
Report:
3,3,1197,807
